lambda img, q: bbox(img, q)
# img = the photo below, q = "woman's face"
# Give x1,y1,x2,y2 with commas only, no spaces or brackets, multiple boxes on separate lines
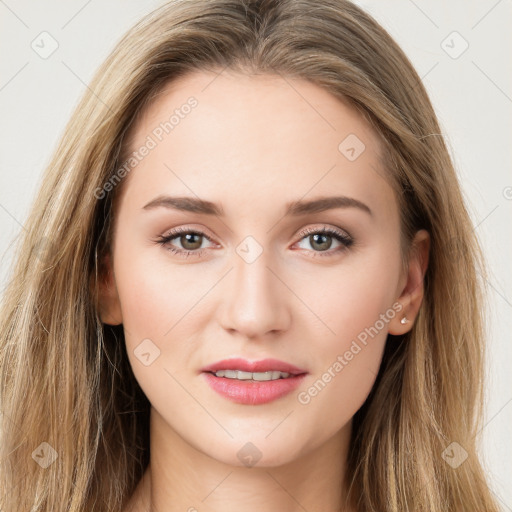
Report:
99,70,427,467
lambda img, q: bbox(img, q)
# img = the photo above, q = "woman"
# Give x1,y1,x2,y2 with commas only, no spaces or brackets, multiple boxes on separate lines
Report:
0,0,500,510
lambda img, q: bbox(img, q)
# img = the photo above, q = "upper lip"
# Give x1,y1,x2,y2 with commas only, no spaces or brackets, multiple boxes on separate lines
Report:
201,358,308,376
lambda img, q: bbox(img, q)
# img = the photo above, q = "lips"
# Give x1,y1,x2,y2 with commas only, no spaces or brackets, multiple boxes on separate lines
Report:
200,357,309,405
200,357,308,376
202,371,307,405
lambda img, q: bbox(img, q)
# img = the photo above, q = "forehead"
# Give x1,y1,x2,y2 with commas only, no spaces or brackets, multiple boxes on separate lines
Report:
117,69,392,217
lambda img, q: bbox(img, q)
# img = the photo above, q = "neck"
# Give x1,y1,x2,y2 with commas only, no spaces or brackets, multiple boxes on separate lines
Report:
128,407,356,512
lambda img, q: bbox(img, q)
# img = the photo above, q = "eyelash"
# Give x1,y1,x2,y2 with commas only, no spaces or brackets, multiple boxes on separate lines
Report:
155,225,354,259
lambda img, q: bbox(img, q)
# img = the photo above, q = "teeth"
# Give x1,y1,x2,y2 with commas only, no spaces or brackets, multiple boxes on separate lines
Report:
213,370,291,381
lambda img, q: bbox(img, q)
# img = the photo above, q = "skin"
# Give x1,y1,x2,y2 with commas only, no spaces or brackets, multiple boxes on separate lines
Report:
97,69,429,512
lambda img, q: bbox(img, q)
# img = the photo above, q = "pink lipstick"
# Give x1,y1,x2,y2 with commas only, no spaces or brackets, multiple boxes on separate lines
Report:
200,357,308,405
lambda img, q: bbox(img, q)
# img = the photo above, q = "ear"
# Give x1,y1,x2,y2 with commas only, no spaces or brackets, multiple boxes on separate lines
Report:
388,229,430,335
91,251,123,326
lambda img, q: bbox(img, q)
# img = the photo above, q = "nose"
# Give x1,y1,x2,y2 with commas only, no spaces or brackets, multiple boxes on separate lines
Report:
218,247,291,339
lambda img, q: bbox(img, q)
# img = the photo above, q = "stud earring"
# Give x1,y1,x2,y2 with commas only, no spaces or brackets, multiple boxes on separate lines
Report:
400,316,409,325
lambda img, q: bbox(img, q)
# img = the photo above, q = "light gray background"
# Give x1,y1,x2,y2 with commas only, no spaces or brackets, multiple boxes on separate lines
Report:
0,0,510,508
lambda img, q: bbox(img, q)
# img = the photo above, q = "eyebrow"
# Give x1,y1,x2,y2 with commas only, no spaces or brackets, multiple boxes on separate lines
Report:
142,195,372,217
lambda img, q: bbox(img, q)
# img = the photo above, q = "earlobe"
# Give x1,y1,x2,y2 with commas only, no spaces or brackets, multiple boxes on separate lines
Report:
94,252,123,326
389,230,430,335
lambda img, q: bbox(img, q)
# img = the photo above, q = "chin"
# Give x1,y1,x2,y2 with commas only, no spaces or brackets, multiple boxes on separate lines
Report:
205,437,306,469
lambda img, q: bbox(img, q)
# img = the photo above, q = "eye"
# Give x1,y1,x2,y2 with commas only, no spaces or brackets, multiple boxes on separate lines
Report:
155,224,354,259
294,225,353,257
155,226,216,258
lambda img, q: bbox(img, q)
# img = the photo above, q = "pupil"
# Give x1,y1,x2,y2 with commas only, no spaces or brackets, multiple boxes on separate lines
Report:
182,233,201,250
311,233,331,251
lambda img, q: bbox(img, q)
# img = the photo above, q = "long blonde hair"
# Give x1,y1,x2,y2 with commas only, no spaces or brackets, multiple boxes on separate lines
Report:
0,1,499,510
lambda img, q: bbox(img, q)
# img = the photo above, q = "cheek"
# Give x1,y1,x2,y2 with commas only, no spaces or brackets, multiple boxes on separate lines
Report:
292,246,400,420
300,246,401,350
295,338,386,451
294,286,391,443
114,245,216,390
115,256,201,415
116,265,174,339
114,238,204,338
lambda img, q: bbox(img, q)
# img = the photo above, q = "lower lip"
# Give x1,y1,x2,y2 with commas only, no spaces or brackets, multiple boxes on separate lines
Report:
202,372,307,405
